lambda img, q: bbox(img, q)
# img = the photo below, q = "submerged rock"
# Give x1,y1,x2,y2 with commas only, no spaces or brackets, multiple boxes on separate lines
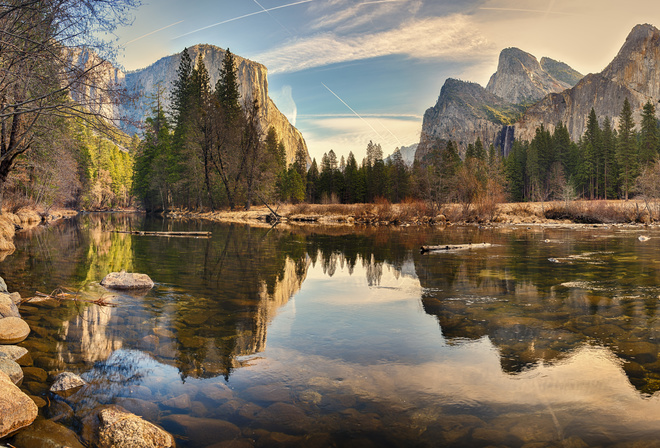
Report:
0,345,28,362
50,372,86,396
82,405,175,448
161,414,240,446
12,417,85,448
101,271,154,290
0,317,30,344
0,371,37,438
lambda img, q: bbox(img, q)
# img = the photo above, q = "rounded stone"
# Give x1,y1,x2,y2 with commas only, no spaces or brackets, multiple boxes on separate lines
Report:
101,271,154,290
0,371,37,438
0,345,28,361
0,358,22,385
0,317,30,344
12,417,85,448
82,405,175,448
50,371,86,396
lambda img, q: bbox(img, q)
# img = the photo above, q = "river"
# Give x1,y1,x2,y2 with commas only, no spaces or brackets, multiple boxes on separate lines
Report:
5,214,660,447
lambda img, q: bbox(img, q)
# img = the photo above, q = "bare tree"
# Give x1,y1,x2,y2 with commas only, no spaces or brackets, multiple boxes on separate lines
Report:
0,0,138,210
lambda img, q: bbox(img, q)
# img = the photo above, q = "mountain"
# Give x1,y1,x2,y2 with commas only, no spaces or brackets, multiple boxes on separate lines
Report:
416,47,583,160
416,24,660,161
485,47,573,104
516,23,660,142
120,44,307,164
415,78,523,162
385,143,417,166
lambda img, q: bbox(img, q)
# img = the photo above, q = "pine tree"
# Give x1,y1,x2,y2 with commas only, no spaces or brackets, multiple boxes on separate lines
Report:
639,100,659,166
216,49,241,121
616,98,638,200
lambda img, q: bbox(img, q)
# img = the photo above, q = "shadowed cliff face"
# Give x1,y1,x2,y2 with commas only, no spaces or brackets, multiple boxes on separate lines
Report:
121,44,308,165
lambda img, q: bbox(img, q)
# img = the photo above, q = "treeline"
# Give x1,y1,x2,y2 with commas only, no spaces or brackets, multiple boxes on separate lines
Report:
133,49,290,212
504,98,659,202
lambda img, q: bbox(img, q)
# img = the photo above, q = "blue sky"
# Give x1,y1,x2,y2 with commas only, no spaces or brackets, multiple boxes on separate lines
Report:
115,0,660,162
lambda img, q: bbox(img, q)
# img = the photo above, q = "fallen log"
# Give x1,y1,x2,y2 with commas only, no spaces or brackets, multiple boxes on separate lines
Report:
420,243,493,253
113,230,211,237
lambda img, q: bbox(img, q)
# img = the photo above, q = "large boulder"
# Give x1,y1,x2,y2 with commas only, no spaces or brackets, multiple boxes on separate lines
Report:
0,317,30,344
0,371,37,438
0,345,28,362
100,271,154,290
82,405,175,448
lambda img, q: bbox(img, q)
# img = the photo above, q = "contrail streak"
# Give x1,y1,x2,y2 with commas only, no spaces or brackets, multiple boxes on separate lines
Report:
321,83,386,141
174,0,312,39
125,20,185,45
377,119,403,146
253,0,294,36
479,7,576,16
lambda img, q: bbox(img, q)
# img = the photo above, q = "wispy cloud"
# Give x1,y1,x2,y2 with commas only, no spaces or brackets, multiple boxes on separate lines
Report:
173,0,313,40
309,0,408,32
257,14,493,74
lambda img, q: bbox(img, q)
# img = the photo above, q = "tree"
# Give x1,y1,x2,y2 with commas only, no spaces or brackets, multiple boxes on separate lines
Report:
0,0,139,210
617,98,638,200
639,100,659,166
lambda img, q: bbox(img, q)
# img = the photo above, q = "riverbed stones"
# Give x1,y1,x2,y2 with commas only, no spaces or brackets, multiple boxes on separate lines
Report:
11,417,85,448
83,405,175,448
0,371,37,438
0,317,30,344
101,271,154,290
50,371,86,396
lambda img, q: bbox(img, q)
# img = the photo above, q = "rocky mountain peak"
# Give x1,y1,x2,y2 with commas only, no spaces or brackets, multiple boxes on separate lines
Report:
601,23,660,98
486,47,573,104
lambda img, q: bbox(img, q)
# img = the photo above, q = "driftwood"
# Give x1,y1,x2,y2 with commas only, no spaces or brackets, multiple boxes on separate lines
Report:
420,243,493,253
24,288,117,307
113,230,211,237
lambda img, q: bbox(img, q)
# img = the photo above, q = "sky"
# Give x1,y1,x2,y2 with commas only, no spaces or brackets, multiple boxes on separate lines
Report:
114,0,660,162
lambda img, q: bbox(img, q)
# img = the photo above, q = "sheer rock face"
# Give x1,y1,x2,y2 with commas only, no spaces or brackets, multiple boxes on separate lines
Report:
486,47,572,105
122,44,308,165
415,79,519,161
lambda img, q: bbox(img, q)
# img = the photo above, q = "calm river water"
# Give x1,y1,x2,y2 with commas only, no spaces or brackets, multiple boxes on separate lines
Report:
6,214,660,447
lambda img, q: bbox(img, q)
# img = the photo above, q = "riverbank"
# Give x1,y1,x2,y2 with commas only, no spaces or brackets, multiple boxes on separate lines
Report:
161,199,660,227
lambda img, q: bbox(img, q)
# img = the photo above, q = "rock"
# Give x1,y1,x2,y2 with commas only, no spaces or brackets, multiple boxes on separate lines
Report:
27,394,47,408
7,293,19,305
0,317,30,344
161,414,240,446
0,371,37,438
11,417,85,448
101,271,154,290
44,400,75,424
50,372,86,396
0,345,28,362
21,367,47,383
0,277,7,294
113,397,160,422
0,358,23,385
0,294,19,318
244,384,292,403
82,405,175,448
162,393,191,411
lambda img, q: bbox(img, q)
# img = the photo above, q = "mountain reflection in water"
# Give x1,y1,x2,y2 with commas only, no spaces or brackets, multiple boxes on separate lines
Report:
5,216,660,446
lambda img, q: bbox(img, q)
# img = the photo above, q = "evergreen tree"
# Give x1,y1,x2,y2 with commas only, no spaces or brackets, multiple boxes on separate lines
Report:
616,98,638,200
639,100,659,165
215,49,241,121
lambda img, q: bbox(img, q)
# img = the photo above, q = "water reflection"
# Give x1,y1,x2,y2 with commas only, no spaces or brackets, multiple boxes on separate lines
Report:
8,218,660,446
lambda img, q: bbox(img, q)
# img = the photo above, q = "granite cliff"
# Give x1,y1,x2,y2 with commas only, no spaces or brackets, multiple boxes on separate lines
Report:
121,44,307,165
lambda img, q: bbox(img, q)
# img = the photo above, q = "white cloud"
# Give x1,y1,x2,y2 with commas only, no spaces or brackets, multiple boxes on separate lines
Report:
255,14,494,74
270,85,298,126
